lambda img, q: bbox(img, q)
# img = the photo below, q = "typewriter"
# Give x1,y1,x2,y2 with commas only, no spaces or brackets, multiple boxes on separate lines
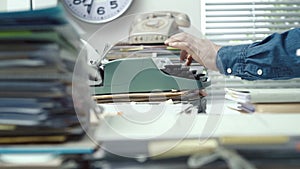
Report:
90,44,210,113
90,12,211,113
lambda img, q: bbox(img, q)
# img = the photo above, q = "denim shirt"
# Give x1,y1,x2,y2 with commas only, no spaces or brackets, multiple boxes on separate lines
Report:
216,28,300,80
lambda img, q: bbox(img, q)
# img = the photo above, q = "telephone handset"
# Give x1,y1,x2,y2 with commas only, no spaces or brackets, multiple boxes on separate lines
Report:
128,11,191,44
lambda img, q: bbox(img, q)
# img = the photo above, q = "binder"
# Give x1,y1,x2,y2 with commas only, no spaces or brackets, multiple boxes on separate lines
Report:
240,103,300,114
0,6,90,144
225,88,300,103
225,88,300,113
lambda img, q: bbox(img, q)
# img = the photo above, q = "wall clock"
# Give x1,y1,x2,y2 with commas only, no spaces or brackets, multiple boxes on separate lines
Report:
63,0,133,23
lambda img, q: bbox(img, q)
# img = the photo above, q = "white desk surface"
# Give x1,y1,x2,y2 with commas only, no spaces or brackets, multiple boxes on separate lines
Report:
94,100,300,141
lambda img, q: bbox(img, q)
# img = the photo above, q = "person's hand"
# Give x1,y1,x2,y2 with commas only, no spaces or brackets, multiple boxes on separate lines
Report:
164,32,222,71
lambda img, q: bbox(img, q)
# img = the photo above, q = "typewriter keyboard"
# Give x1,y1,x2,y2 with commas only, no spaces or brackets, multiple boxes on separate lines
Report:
160,64,208,82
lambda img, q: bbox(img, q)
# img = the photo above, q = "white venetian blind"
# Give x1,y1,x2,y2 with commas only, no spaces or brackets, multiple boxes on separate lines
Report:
203,0,300,99
204,0,300,46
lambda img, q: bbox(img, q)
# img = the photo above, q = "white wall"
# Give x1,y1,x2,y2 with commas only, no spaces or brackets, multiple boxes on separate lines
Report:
0,0,202,43
0,0,57,12
32,0,57,10
0,0,202,62
63,0,202,62
0,1,7,12
127,0,202,30
66,0,202,39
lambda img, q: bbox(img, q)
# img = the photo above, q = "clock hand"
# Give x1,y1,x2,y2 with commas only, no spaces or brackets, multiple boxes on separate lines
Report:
84,0,94,14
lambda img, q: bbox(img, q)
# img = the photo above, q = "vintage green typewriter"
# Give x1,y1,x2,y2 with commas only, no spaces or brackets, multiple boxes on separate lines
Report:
90,44,211,113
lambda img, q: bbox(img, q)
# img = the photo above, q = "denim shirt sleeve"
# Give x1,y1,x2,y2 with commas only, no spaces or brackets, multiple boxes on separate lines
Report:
216,28,300,80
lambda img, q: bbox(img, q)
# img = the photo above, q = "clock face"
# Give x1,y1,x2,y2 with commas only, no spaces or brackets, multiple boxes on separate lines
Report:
63,0,133,23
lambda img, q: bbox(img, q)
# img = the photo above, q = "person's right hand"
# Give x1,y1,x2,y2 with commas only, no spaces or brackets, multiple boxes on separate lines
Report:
164,32,222,71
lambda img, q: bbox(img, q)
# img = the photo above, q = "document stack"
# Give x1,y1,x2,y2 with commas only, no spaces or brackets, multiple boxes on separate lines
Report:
225,88,300,114
0,6,90,144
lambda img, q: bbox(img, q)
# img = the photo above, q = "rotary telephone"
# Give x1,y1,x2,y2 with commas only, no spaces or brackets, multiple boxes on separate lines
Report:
128,11,191,44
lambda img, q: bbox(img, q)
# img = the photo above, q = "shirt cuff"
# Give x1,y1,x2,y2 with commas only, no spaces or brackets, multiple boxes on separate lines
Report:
216,44,250,77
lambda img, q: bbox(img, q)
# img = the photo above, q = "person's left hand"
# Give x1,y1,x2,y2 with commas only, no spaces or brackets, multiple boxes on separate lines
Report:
165,32,221,71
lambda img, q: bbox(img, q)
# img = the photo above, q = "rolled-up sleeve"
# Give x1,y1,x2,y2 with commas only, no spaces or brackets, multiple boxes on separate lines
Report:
216,28,300,80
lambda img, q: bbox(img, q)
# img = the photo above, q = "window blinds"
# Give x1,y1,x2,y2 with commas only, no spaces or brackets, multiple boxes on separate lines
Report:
203,0,300,99
204,0,300,45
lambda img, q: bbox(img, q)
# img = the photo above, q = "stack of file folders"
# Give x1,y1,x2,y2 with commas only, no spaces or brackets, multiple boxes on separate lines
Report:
225,88,300,114
0,6,90,144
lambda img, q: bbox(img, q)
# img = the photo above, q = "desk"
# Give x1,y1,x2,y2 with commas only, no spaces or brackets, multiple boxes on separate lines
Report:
95,101,300,141
92,100,300,167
